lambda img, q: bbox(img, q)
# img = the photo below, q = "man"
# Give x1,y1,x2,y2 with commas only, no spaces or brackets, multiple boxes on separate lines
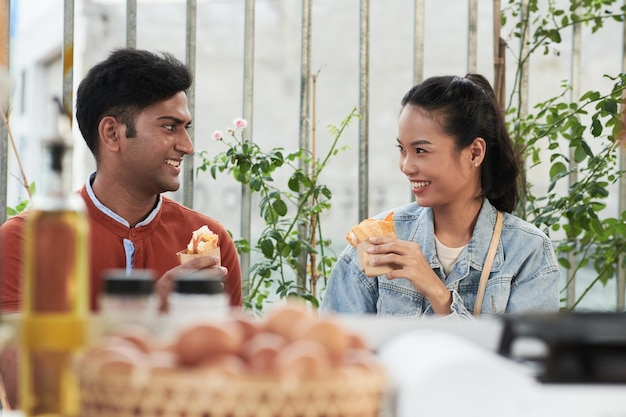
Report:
0,48,242,407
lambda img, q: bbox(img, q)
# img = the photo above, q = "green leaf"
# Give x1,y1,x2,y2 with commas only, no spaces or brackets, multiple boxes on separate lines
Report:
250,177,263,192
558,257,571,269
591,118,603,137
574,145,587,163
260,239,274,258
603,100,618,114
280,243,292,257
547,29,561,43
549,161,568,179
272,199,288,216
320,186,332,200
589,217,604,235
288,174,301,192
239,160,252,174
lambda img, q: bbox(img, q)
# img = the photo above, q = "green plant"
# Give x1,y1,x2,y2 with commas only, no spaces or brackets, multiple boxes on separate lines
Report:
196,109,358,311
502,0,626,310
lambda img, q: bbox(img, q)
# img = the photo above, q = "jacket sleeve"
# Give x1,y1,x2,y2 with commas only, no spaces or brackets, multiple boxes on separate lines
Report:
506,237,561,313
447,290,476,318
320,245,379,314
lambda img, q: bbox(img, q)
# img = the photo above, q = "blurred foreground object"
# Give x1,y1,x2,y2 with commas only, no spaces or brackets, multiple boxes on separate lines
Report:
77,302,388,417
498,312,626,384
19,101,89,417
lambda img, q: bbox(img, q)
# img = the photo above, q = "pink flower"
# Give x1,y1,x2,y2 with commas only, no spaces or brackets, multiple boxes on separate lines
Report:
212,130,223,140
233,118,248,129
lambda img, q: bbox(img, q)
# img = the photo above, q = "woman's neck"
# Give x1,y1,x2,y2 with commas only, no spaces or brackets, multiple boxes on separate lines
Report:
432,199,483,247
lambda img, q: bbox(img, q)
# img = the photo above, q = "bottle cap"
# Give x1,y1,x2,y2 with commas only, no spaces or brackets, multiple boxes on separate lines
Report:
103,269,155,296
174,271,224,295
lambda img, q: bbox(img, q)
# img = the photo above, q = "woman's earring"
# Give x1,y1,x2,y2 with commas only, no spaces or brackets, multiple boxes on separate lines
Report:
474,162,479,167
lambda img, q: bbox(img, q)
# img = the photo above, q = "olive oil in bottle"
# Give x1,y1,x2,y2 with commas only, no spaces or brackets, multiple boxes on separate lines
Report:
20,101,89,417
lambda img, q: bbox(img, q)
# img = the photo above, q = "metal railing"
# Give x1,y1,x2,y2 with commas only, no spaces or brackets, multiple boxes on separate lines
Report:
1,0,624,310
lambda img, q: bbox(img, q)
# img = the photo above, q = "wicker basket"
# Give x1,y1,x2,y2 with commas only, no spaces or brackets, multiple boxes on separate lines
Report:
79,367,387,417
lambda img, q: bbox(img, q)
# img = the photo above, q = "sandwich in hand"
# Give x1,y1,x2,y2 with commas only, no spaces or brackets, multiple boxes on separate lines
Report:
177,225,221,264
346,212,395,277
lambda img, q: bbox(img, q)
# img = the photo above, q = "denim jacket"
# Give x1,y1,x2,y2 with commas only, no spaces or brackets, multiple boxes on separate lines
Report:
320,199,561,318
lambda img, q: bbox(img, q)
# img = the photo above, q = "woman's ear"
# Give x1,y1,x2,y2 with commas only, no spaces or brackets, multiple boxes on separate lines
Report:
469,137,487,167
98,116,122,152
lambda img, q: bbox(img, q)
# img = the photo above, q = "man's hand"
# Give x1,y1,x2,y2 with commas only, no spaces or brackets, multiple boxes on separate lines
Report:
155,256,228,312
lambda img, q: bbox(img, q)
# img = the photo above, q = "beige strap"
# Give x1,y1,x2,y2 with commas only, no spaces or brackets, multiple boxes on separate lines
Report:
473,210,503,317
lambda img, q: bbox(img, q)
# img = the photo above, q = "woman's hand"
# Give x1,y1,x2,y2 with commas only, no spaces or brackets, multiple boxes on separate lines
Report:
154,256,228,312
367,236,452,314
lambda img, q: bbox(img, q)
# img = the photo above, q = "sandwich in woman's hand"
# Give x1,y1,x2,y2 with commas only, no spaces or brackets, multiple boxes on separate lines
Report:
346,212,395,277
177,225,221,264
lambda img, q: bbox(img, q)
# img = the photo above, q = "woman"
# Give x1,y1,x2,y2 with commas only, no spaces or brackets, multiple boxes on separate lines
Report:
321,74,561,317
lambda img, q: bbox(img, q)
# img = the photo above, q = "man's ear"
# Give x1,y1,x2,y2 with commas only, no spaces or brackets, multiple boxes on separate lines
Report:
98,116,122,152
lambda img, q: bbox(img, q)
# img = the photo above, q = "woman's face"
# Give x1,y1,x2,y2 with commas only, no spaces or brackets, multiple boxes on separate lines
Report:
397,105,480,210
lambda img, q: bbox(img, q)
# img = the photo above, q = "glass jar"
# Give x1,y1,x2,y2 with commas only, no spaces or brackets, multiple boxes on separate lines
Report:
168,270,229,325
99,269,158,332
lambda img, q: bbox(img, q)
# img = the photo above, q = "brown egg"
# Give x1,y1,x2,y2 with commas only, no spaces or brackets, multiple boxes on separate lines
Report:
240,332,288,374
263,301,315,340
290,317,350,359
197,354,246,376
346,331,370,350
273,339,332,378
342,348,380,371
94,335,144,353
148,349,178,374
230,312,263,341
174,321,244,367
82,344,148,377
105,323,155,353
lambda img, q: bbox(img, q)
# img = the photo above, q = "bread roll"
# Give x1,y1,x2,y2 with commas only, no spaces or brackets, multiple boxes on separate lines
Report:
346,212,395,247
346,212,396,277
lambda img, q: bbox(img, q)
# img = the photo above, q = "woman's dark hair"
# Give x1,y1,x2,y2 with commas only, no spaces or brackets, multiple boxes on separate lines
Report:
76,48,193,160
400,73,522,213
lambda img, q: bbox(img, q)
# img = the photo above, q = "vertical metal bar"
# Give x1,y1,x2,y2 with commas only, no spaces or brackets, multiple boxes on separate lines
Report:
493,0,506,109
298,0,311,154
566,5,582,310
127,0,137,49
0,0,9,226
410,0,425,203
468,0,478,73
413,0,424,85
240,0,256,294
519,0,529,120
297,0,312,291
358,0,370,221
183,0,197,209
62,0,74,119
617,0,626,311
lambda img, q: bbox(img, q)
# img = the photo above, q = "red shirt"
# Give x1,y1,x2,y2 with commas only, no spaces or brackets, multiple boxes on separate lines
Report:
0,185,242,312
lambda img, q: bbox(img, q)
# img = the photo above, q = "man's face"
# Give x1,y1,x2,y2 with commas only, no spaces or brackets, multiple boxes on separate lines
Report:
117,91,193,198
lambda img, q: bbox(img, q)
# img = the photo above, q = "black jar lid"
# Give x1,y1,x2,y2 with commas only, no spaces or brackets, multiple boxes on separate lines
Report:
102,269,155,296
174,271,224,295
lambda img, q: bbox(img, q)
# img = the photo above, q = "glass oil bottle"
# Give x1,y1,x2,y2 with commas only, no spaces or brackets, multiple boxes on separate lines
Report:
19,100,89,417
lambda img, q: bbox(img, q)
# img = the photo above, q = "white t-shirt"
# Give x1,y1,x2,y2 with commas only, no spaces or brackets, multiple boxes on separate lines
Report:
434,236,466,276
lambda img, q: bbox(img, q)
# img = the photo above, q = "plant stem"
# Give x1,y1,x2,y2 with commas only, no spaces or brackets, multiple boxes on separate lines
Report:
1,107,31,199
309,70,319,297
